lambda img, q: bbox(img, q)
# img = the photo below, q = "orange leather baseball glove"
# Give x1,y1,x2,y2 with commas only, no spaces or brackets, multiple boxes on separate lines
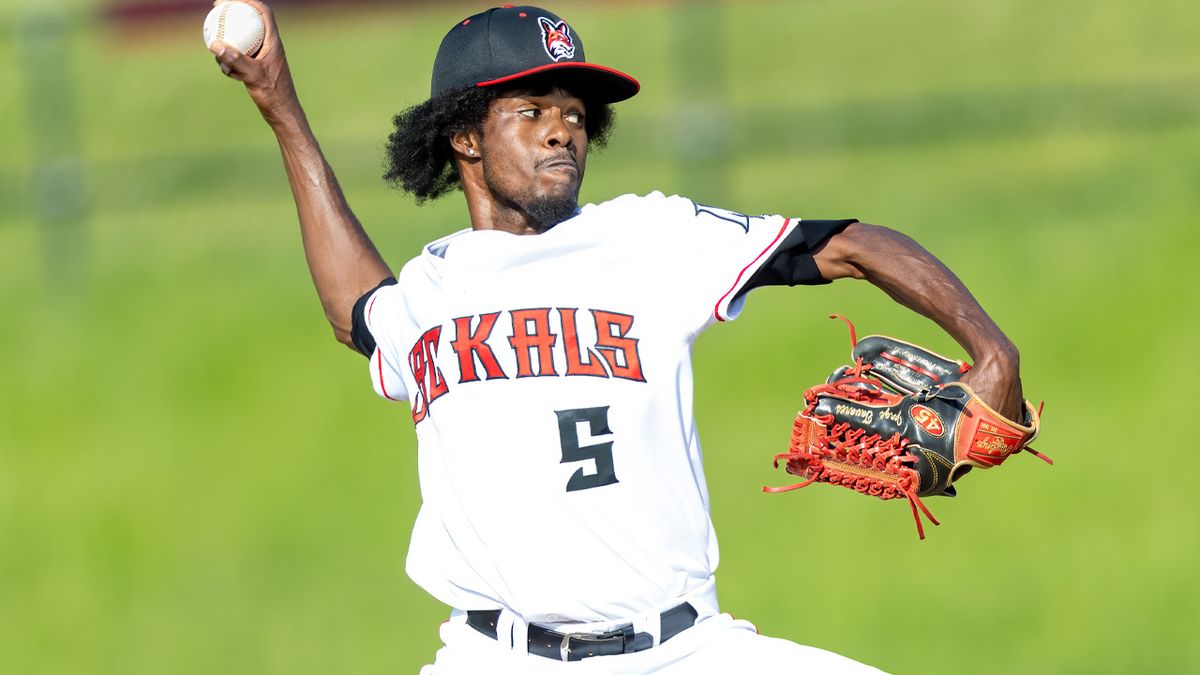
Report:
765,316,1049,539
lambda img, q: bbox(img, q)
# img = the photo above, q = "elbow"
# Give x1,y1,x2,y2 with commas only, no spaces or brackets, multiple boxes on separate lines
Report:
324,304,357,350
324,276,395,355
846,221,905,253
847,222,933,280
815,222,897,281
332,324,356,350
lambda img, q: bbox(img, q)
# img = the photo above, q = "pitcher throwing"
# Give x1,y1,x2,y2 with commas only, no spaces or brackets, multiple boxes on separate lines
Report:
209,2,1029,672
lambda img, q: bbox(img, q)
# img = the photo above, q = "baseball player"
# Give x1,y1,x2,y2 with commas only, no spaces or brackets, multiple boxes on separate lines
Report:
210,2,1026,672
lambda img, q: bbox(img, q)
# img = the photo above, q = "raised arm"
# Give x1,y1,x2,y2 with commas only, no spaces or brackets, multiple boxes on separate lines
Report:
208,0,392,348
812,222,1024,420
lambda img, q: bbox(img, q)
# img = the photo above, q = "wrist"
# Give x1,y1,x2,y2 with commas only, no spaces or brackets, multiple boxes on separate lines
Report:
973,341,1019,371
264,98,309,137
962,346,1025,421
963,329,1019,369
250,76,303,128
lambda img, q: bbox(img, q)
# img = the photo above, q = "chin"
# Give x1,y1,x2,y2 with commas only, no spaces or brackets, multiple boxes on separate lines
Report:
538,170,581,192
525,190,580,230
534,177,581,206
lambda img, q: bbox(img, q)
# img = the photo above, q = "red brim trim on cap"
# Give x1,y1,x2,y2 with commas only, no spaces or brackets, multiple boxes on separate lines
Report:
476,62,640,102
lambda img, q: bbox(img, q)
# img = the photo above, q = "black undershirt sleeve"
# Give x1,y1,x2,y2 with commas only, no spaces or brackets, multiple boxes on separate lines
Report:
350,277,398,358
735,218,858,299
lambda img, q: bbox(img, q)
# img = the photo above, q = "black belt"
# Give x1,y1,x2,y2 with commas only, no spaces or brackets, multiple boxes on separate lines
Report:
466,602,699,662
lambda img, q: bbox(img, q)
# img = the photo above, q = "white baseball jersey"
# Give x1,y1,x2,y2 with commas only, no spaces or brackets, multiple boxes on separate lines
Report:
355,192,850,623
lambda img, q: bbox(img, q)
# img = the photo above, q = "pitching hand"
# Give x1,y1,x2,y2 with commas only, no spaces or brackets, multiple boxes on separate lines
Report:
208,0,299,124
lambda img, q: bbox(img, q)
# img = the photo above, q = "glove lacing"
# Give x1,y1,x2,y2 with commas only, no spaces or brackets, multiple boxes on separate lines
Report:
763,315,943,539
764,357,941,539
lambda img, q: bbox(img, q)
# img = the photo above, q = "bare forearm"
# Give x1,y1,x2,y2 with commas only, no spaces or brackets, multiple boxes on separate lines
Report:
209,1,391,347
831,224,1014,361
271,110,392,343
815,222,1023,417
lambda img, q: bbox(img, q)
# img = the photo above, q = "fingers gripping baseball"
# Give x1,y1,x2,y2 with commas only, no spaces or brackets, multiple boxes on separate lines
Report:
208,1,298,117
210,40,255,78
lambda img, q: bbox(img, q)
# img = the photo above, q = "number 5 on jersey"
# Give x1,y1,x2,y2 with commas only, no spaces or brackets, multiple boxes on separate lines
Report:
555,407,619,492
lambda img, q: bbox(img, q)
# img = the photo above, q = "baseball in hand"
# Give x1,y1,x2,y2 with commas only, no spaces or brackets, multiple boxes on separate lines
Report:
203,2,266,57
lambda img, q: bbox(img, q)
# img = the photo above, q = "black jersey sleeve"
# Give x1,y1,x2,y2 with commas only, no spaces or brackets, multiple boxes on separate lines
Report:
350,277,399,357
735,218,857,297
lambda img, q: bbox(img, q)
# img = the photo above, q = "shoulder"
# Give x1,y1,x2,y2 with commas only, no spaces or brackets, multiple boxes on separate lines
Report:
381,230,465,308
581,191,698,222
388,227,472,284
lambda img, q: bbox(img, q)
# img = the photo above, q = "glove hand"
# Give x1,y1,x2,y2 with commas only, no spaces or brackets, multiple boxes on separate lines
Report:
765,317,1048,539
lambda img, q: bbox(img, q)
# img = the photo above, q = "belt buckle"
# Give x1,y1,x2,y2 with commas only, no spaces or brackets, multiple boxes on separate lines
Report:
558,632,576,662
558,626,631,661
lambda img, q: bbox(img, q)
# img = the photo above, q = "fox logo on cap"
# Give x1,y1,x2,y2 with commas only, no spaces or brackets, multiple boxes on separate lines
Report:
538,17,575,61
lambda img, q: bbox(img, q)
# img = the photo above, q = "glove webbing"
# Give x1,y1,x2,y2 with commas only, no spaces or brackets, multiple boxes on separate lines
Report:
765,315,1051,539
764,356,941,539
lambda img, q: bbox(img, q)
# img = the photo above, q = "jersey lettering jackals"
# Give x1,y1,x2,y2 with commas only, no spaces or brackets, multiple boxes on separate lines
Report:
408,306,646,423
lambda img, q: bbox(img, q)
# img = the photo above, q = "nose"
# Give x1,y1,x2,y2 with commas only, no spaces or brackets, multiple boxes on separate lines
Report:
542,107,572,149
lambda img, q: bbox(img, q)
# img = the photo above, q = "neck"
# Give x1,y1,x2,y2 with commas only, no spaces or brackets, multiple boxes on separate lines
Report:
458,158,578,235
455,160,533,235
464,193,547,235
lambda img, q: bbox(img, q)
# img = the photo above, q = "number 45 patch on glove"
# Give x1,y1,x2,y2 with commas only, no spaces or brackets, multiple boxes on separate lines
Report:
764,316,1051,539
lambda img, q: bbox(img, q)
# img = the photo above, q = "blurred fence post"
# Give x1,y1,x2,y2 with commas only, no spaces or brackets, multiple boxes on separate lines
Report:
671,0,732,206
15,2,89,293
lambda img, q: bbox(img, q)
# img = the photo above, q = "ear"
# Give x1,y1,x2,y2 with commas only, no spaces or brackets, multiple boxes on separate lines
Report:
448,129,481,160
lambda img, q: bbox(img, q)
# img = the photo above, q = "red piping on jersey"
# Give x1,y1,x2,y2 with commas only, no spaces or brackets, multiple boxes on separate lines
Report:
367,294,400,401
375,347,400,401
713,218,792,323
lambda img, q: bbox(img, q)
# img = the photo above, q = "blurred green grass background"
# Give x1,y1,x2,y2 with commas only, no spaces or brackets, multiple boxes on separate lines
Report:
2,0,1198,673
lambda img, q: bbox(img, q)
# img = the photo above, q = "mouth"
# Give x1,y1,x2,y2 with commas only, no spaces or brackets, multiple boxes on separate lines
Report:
539,156,578,174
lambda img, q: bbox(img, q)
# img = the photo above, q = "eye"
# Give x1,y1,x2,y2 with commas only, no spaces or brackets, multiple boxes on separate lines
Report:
564,111,584,125
518,108,540,119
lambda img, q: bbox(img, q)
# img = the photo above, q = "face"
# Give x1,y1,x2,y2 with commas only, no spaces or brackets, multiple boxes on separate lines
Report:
476,87,589,231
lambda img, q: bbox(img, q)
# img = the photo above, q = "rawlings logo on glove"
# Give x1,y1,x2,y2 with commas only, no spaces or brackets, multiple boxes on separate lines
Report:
764,316,1050,539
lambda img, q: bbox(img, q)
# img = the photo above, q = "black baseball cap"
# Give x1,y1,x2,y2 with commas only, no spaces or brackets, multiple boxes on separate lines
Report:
430,5,640,103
